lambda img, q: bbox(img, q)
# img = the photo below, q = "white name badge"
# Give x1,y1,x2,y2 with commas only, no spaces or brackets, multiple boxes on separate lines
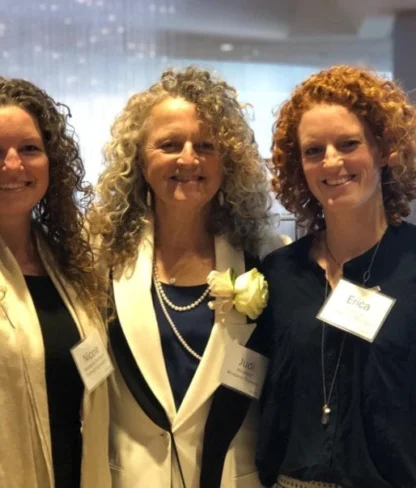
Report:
317,278,396,342
71,329,114,392
220,341,268,399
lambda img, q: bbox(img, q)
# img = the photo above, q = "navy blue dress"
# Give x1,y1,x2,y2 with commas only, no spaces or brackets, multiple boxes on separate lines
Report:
152,282,214,409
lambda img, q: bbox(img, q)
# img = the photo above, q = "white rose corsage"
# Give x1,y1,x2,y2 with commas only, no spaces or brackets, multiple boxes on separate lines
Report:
206,268,268,320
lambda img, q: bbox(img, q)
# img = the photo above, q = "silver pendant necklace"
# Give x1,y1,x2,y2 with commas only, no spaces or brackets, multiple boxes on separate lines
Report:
320,279,347,425
320,235,383,425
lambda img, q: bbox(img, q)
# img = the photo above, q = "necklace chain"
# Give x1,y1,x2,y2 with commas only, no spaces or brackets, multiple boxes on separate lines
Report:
324,240,342,267
325,236,383,276
321,279,347,425
153,263,210,312
320,234,383,425
153,261,212,361
153,272,203,361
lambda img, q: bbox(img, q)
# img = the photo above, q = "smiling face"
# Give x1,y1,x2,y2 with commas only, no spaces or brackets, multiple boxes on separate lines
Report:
143,97,223,214
297,104,384,215
0,105,49,220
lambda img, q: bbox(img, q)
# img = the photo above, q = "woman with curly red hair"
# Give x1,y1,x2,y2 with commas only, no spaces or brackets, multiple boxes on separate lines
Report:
0,77,111,488
256,65,416,487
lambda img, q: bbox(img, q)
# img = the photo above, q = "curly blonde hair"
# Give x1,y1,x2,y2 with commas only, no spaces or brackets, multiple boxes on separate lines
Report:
90,66,271,271
0,77,103,308
271,65,416,232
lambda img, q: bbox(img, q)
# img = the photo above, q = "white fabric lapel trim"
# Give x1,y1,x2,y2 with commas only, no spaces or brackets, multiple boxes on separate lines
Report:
113,221,257,430
113,220,177,422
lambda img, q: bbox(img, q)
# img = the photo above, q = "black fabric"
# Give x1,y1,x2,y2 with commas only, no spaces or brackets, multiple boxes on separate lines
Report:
200,253,263,488
152,282,214,409
256,222,416,488
25,275,83,488
200,388,251,488
109,319,171,431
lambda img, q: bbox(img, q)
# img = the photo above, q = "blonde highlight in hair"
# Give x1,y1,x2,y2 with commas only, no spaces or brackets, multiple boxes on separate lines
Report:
271,65,416,232
90,66,271,272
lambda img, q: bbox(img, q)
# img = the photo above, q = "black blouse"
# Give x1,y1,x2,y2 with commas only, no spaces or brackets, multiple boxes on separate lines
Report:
256,222,416,488
25,275,84,488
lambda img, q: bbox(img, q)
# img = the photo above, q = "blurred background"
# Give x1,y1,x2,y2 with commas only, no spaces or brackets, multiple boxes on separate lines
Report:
2,0,416,239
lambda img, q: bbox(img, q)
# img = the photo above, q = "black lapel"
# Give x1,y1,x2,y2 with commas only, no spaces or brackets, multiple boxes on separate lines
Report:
109,318,171,432
200,253,263,488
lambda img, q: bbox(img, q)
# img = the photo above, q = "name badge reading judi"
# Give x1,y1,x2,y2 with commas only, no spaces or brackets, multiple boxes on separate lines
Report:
220,341,268,399
317,278,396,342
71,329,114,392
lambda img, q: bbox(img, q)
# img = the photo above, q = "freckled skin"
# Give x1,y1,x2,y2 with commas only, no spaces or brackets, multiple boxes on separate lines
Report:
298,104,384,215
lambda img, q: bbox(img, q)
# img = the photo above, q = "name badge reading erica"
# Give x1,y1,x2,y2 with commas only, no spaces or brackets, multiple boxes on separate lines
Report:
71,329,114,392
317,278,395,342
220,341,268,399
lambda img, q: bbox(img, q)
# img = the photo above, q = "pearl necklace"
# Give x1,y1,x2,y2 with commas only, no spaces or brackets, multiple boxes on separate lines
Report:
153,271,204,362
153,263,210,312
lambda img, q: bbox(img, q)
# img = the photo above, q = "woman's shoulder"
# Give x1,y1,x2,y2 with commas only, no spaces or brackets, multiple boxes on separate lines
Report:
392,220,416,239
257,230,292,261
262,233,313,269
383,221,416,257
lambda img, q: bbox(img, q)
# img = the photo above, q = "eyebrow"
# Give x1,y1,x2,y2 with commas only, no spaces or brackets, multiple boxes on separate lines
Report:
20,137,43,142
299,132,363,144
152,129,181,139
152,130,214,142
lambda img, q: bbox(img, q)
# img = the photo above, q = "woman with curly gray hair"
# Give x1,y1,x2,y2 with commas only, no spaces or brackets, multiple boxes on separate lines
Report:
91,66,288,488
0,77,111,487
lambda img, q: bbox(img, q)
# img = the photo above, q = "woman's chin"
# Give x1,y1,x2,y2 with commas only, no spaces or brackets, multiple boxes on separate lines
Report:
156,193,213,211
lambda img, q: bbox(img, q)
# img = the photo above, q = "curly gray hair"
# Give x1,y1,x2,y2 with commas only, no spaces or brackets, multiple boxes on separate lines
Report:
90,66,272,271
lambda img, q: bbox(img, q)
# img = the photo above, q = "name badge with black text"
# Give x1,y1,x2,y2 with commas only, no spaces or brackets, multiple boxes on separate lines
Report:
317,278,396,342
71,329,114,392
220,341,268,399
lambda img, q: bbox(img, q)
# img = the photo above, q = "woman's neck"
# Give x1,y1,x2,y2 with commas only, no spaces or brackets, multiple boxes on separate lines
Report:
154,205,215,285
324,203,387,266
315,199,388,288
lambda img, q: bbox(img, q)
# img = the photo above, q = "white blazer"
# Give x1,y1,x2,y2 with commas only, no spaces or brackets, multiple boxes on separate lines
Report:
0,231,111,488
108,221,286,488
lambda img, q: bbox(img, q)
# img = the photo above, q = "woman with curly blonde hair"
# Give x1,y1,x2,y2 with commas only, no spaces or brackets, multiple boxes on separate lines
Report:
0,77,111,488
256,65,416,488
91,66,288,488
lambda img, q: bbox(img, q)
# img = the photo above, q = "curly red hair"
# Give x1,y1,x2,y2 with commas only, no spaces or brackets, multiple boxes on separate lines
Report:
271,65,416,231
